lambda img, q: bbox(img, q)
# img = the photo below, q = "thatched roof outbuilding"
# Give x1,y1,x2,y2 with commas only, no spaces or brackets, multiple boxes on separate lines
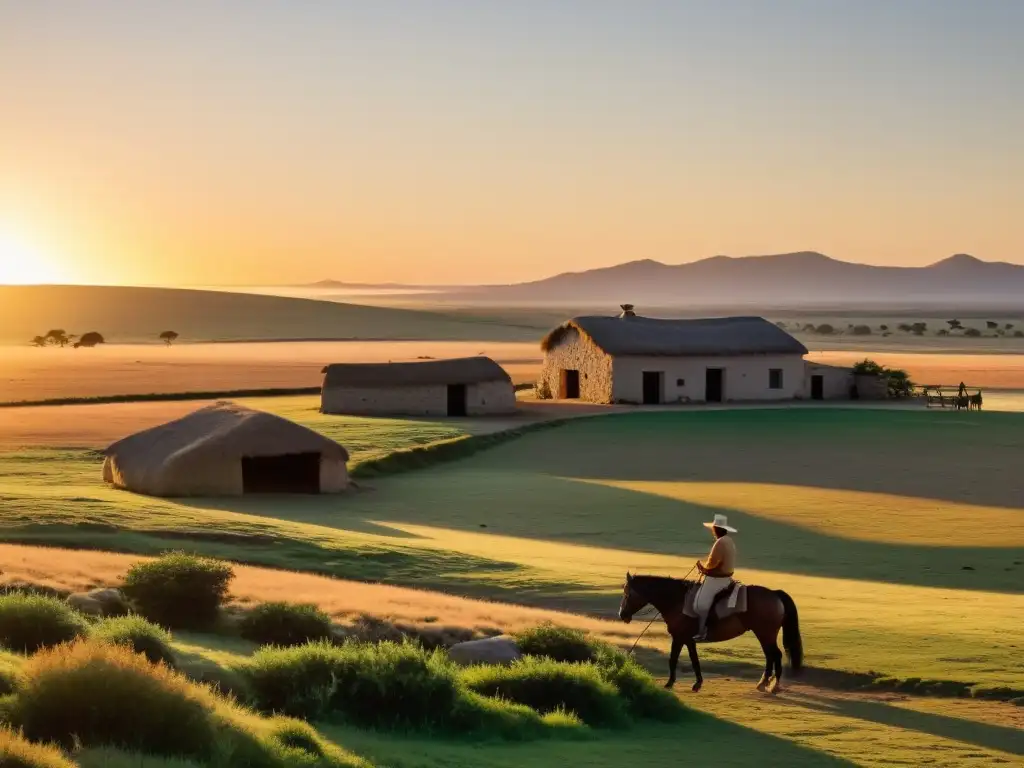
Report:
541,315,808,357
102,401,349,497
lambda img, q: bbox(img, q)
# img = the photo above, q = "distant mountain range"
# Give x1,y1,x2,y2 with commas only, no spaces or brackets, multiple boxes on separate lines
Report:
306,252,1024,308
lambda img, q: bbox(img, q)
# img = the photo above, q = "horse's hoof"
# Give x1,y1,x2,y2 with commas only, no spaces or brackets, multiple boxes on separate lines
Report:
664,680,675,690
770,683,782,695
755,681,767,692
691,682,703,693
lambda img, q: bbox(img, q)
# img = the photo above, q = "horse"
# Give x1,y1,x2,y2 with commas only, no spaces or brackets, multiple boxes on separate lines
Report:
969,392,983,411
618,572,803,694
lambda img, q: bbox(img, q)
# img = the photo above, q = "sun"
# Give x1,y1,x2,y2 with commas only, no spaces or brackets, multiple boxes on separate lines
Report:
0,231,66,284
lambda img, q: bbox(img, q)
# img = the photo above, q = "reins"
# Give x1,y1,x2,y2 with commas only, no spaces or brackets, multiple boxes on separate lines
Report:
626,564,699,656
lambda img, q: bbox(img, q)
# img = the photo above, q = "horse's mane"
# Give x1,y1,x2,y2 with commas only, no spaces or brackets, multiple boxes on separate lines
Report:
630,574,697,603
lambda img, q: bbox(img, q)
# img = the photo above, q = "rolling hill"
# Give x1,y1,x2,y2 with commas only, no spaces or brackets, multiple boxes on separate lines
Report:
0,285,541,345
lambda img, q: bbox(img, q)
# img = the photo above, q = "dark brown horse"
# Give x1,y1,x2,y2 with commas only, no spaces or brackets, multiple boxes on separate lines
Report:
618,572,803,693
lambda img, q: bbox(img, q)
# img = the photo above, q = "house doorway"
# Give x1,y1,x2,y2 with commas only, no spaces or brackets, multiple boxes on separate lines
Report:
560,369,580,399
811,375,824,400
642,371,663,405
241,453,321,494
447,384,468,416
705,368,724,403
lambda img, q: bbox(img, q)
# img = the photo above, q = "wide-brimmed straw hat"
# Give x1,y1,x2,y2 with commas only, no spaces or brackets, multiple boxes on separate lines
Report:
703,513,737,533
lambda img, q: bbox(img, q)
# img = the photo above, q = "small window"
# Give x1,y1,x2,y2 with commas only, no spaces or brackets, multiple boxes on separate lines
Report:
769,369,784,390
676,378,685,387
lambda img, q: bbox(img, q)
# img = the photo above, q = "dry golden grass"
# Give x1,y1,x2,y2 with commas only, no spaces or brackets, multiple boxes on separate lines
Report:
0,543,638,646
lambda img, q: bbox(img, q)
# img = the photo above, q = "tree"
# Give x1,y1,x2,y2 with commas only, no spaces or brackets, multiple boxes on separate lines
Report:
30,336,47,347
45,330,73,347
1006,323,1015,331
815,323,835,335
879,324,889,332
897,323,912,333
947,319,963,330
851,325,872,336
73,331,105,348
963,327,982,338
937,328,950,336
910,322,927,335
852,358,914,398
986,321,998,330
159,330,179,346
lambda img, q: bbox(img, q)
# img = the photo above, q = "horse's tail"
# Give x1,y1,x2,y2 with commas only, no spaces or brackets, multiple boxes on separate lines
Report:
775,590,803,674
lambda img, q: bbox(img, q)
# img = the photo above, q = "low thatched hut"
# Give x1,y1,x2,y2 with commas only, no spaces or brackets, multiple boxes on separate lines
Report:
320,357,515,417
539,309,809,404
102,401,349,497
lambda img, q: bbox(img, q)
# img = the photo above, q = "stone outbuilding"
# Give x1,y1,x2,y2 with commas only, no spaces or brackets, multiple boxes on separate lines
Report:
320,356,516,417
102,401,349,497
538,307,811,404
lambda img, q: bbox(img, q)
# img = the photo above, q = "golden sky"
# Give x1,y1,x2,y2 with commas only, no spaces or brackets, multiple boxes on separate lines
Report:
2,2,1022,286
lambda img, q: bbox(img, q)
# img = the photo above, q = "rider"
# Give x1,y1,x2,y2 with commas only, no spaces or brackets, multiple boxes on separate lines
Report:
692,513,737,641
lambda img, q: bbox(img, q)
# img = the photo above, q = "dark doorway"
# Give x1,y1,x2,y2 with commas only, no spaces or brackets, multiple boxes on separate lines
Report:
561,369,580,399
705,368,724,403
447,384,468,416
242,453,321,494
642,371,663,404
811,375,824,400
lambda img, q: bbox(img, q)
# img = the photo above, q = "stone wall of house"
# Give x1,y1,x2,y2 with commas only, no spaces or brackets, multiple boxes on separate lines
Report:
537,328,614,402
805,363,855,399
321,381,515,416
610,354,807,403
319,456,350,492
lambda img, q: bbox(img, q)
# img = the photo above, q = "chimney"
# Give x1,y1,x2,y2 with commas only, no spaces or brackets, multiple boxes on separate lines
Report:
619,304,636,318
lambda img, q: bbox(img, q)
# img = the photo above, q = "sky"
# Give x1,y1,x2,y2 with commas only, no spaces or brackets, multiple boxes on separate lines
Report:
1,0,1023,287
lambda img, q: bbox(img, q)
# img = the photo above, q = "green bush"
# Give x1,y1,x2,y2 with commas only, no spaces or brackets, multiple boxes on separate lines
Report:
122,552,234,630
0,594,89,654
5,640,218,759
0,726,76,768
240,639,462,729
91,615,176,667
514,624,595,664
238,602,333,648
463,657,629,728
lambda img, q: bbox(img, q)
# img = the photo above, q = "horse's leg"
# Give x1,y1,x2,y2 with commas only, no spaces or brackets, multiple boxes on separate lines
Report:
665,634,683,689
770,639,784,694
686,640,703,692
755,635,773,692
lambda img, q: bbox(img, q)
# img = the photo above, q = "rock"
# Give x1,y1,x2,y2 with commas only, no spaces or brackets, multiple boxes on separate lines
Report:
447,635,521,666
67,587,130,617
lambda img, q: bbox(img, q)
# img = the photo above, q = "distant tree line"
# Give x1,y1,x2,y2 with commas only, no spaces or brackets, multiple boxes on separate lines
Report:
29,331,181,348
775,319,1022,339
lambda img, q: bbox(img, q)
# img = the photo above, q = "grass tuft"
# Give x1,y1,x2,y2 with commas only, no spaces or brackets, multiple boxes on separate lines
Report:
122,552,234,630
90,615,176,667
0,594,89,654
0,726,76,768
239,602,334,648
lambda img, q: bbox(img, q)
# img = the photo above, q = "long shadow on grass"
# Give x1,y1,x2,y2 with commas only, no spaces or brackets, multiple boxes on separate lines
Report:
443,409,1024,510
328,470,1024,594
782,692,1024,757
319,713,856,768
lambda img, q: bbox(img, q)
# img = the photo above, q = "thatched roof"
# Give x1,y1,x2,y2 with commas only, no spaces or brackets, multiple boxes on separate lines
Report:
322,356,511,388
541,315,808,357
105,401,348,467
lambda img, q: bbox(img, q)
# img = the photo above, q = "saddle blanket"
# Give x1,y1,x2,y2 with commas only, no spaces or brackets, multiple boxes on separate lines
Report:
681,581,747,620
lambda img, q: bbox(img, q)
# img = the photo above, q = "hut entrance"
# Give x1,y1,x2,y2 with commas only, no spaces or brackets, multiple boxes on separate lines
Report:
447,384,468,416
242,453,321,494
560,370,580,399
810,375,824,400
642,371,663,404
705,368,724,403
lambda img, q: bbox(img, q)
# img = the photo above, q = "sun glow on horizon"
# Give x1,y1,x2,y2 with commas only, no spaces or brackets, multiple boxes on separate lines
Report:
0,230,68,285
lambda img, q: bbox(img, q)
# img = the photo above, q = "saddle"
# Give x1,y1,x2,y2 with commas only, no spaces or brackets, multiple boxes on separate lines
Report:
681,580,747,622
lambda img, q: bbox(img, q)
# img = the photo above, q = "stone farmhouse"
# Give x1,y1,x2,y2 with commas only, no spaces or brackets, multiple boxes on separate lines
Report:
538,306,865,404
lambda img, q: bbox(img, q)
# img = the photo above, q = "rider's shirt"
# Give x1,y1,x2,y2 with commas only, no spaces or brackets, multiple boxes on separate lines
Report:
701,536,736,578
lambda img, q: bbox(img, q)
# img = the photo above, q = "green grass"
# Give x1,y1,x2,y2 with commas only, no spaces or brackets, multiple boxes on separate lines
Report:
1,408,1022,725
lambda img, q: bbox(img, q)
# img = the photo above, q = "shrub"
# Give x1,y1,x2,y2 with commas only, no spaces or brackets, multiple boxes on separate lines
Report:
463,657,629,728
851,325,872,335
240,640,462,729
238,602,333,648
0,726,76,768
964,327,982,337
122,552,234,629
514,624,596,664
814,323,834,335
0,594,89,653
6,640,218,758
91,615,176,666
